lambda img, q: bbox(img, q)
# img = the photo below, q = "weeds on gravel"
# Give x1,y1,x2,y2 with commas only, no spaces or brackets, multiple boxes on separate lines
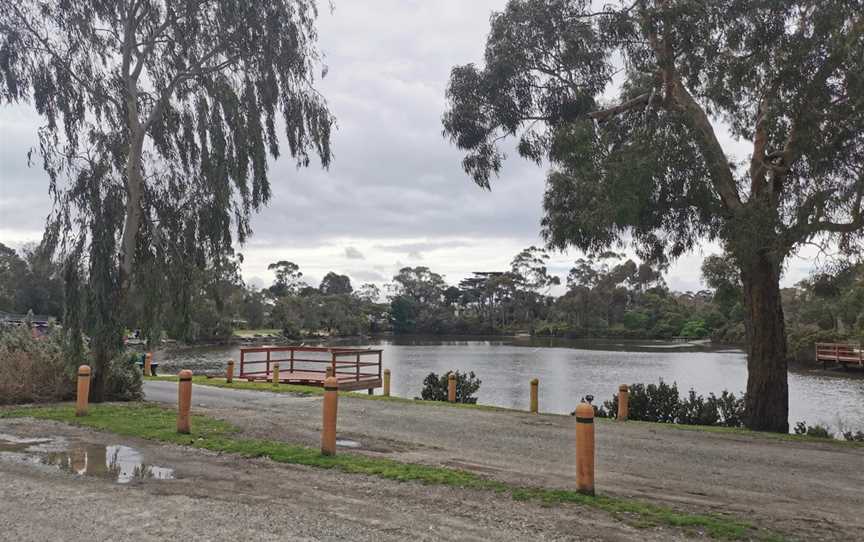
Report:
2,403,781,540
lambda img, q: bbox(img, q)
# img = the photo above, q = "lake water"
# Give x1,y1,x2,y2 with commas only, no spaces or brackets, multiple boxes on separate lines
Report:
154,336,864,432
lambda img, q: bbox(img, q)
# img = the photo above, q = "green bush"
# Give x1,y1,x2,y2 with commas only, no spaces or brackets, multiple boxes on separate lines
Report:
597,379,745,428
0,326,75,404
0,326,142,404
841,430,864,442
419,370,481,404
105,352,144,401
679,319,709,338
793,421,832,438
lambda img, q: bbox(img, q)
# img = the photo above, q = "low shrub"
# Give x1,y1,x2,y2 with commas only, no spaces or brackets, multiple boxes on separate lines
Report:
793,421,833,439
841,430,864,442
0,326,76,404
419,370,481,404
0,326,143,404
597,379,746,428
105,352,144,401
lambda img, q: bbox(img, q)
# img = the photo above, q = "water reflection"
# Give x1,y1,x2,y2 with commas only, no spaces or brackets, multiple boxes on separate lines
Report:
0,434,175,483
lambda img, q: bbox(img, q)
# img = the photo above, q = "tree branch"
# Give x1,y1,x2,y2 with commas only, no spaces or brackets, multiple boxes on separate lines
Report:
811,179,864,233
750,93,770,194
670,81,741,211
588,93,650,121
8,4,121,109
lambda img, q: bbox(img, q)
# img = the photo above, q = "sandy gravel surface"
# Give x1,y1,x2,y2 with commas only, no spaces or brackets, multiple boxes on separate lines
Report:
0,418,678,542
143,381,864,540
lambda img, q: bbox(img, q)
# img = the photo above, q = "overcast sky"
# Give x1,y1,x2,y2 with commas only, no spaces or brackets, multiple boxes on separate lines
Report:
0,1,823,293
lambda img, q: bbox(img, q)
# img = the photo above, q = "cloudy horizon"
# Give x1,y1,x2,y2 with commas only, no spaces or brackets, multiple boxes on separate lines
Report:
0,1,828,295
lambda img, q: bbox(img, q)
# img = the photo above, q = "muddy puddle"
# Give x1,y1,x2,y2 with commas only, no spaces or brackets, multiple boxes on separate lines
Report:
0,433,175,483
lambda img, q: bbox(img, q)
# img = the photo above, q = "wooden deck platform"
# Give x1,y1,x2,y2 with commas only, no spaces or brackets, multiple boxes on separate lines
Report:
239,346,384,392
816,343,863,369
243,370,382,391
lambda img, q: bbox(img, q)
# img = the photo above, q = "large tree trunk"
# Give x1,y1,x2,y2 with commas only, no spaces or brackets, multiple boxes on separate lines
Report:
740,253,789,432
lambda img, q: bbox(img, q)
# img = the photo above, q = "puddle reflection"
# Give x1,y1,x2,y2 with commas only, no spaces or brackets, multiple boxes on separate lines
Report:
0,433,175,483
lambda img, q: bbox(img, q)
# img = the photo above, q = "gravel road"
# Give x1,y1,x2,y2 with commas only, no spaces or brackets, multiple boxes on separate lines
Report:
144,380,864,540
0,417,678,542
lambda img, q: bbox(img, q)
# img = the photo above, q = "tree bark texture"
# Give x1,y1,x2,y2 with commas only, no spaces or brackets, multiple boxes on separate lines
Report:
740,253,789,433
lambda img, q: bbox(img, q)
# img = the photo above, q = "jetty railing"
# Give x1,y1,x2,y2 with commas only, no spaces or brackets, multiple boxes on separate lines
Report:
815,342,863,369
239,346,383,391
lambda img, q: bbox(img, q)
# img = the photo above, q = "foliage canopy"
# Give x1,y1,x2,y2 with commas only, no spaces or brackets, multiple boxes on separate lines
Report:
0,0,334,397
443,0,864,432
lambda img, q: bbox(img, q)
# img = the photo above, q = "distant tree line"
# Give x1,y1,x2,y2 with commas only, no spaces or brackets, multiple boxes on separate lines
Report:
2,239,862,361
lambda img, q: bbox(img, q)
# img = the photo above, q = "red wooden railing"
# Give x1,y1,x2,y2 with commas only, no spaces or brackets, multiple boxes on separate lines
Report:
815,343,863,368
239,346,383,385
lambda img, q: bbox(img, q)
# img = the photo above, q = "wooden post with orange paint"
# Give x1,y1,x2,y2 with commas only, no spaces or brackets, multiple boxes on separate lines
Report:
447,373,456,402
617,384,629,421
226,359,234,383
177,370,193,434
75,365,91,417
530,378,539,414
575,401,595,496
272,362,280,387
321,376,339,456
144,352,152,376
383,368,391,397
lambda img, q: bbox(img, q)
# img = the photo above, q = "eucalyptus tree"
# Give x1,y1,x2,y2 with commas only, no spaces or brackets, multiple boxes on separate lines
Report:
0,1,334,398
319,271,353,295
443,0,864,431
509,246,560,321
268,261,306,298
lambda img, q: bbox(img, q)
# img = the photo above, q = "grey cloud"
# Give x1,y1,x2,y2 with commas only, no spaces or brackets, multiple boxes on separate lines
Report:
344,246,364,259
348,269,386,283
375,240,470,254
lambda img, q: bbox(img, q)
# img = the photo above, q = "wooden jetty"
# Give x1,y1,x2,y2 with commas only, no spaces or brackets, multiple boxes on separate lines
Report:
239,346,383,392
815,343,863,369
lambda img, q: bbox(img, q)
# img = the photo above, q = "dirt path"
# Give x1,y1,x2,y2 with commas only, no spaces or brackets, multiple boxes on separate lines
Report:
0,417,679,542
144,381,864,540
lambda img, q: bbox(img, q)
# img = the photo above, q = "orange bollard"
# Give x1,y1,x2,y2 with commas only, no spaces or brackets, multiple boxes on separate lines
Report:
75,365,91,417
226,359,234,384
177,370,193,434
321,376,339,456
617,384,629,421
326,366,335,378
272,362,280,387
383,368,391,397
448,373,456,402
530,378,539,414
575,401,595,495
144,352,152,376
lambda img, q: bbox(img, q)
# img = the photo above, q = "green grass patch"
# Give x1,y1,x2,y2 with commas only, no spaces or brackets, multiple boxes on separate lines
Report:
630,419,864,447
2,403,779,540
